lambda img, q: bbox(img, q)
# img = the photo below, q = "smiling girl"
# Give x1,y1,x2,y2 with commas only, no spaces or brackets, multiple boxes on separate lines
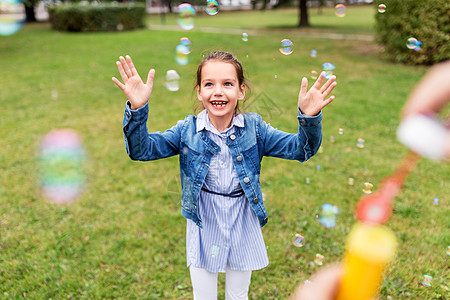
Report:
112,51,336,299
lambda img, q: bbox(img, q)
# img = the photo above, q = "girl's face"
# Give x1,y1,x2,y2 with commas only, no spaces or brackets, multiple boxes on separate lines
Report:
197,61,245,120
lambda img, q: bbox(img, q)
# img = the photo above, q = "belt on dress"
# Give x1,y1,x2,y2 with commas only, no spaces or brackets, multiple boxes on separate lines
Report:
201,186,245,198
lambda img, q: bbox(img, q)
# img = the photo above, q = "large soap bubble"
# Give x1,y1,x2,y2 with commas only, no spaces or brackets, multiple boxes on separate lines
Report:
0,0,26,36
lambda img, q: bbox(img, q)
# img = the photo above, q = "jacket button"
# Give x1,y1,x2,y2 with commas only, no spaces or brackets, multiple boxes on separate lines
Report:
243,177,250,183
230,134,236,140
253,198,258,204
237,155,243,162
264,217,268,223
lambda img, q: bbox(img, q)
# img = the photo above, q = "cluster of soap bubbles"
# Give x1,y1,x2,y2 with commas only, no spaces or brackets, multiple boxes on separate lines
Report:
175,37,192,66
0,0,26,36
406,37,422,51
39,129,86,205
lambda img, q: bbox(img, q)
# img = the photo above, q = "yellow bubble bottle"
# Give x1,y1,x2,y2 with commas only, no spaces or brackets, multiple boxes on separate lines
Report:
336,222,397,300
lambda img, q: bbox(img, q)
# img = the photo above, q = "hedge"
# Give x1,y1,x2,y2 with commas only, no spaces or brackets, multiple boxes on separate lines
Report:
374,0,450,65
48,3,146,32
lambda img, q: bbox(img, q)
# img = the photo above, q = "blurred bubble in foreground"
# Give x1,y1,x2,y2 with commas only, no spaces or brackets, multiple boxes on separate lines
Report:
0,0,26,36
39,129,86,205
177,3,195,30
241,32,248,42
378,4,386,13
165,70,181,92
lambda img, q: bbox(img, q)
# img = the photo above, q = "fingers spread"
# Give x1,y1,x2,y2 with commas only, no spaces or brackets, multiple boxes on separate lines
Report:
116,60,128,82
312,72,325,90
146,69,156,86
112,77,126,92
126,55,138,77
119,55,133,78
319,75,336,93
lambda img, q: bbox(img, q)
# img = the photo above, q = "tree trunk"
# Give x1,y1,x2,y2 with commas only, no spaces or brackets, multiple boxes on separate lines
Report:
298,0,309,27
25,5,37,23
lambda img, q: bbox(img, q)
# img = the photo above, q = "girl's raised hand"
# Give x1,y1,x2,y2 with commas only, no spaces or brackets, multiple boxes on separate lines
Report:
298,72,337,116
112,55,155,110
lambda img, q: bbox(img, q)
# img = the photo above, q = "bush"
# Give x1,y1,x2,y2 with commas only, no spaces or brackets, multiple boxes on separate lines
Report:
48,3,146,32
374,0,450,65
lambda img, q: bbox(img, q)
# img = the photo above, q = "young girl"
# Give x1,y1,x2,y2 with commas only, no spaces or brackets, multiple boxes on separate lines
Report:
112,51,336,299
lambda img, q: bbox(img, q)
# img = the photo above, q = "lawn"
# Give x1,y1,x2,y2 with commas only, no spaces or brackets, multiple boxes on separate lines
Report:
0,4,448,299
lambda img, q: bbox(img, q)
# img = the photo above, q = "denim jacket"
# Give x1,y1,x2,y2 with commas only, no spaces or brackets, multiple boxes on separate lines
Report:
123,102,323,228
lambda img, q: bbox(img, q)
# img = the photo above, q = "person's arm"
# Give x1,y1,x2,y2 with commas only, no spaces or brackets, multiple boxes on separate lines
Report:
260,73,336,161
112,55,155,110
290,265,342,300
401,60,450,119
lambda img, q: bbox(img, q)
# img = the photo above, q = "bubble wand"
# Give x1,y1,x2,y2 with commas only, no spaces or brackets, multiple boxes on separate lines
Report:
335,151,421,300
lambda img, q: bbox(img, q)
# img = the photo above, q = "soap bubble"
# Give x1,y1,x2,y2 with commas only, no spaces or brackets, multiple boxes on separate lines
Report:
177,3,195,30
348,177,354,186
279,39,293,55
293,234,304,247
175,44,190,65
165,70,181,92
356,138,365,148
322,62,335,79
310,49,317,58
378,4,386,13
0,0,26,36
179,37,192,54
330,136,335,143
339,128,343,135
210,245,220,258
311,70,318,80
447,246,450,256
406,37,422,51
205,0,219,16
319,203,339,228
335,4,346,18
241,32,248,42
314,253,324,266
362,182,373,194
421,275,432,287
39,129,86,205
433,198,439,205
306,177,310,184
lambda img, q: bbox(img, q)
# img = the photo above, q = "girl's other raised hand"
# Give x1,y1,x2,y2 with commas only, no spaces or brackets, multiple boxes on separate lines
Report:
298,72,337,116
112,55,155,110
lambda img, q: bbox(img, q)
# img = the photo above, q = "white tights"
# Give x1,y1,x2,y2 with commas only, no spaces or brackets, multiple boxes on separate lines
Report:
189,265,252,300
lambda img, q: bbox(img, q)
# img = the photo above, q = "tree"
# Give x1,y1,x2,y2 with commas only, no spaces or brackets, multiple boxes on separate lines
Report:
23,0,39,22
298,0,309,27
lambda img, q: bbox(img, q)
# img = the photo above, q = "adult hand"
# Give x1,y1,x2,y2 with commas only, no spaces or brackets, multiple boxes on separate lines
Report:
298,72,337,117
290,265,342,300
401,60,450,119
112,55,155,110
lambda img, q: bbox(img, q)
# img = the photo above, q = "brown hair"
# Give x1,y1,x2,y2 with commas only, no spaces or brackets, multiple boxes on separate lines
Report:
194,51,250,114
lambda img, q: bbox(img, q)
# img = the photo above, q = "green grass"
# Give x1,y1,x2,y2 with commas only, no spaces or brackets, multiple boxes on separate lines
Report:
1,5,449,299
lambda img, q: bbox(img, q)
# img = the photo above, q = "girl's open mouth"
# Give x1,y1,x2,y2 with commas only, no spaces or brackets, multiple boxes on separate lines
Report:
210,101,228,109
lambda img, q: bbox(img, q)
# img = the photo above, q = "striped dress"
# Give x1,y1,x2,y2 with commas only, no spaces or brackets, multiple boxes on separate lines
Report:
186,110,269,273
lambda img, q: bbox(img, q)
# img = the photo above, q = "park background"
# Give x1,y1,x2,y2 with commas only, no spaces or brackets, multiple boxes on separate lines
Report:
1,0,449,299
